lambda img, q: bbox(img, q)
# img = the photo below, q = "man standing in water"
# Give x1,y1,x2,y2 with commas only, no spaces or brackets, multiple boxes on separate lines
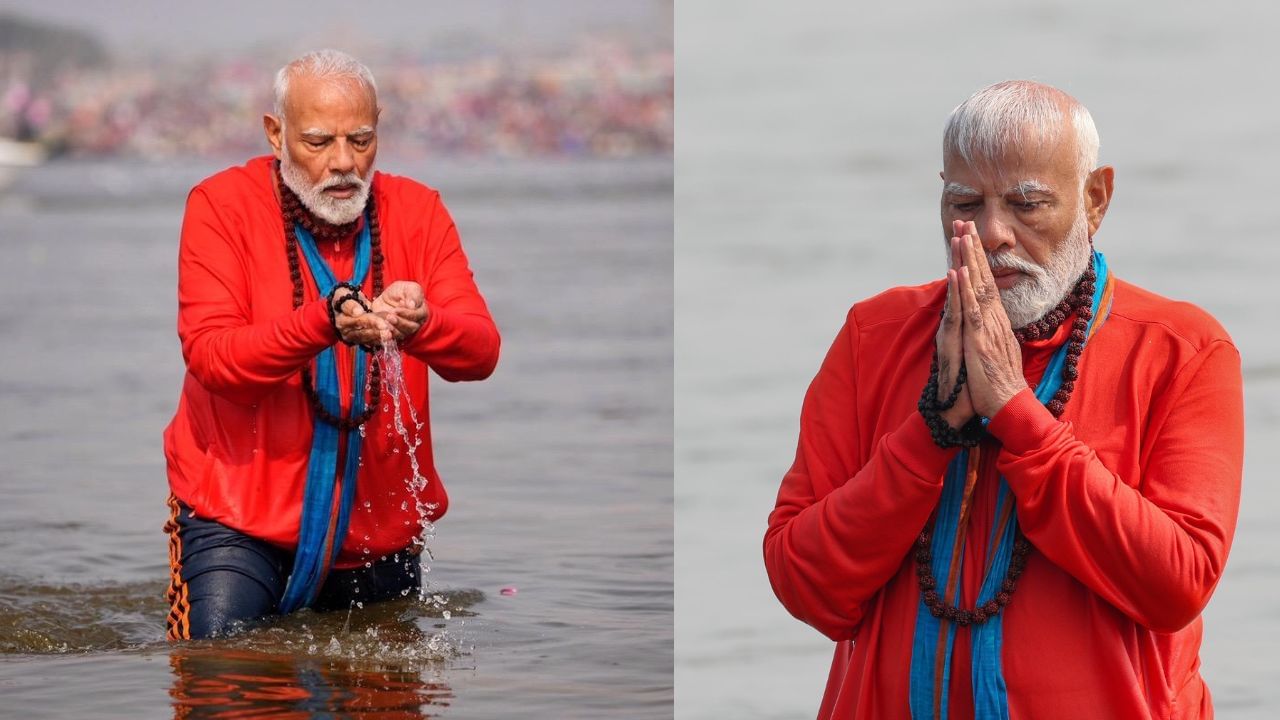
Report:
764,81,1243,718
164,50,500,639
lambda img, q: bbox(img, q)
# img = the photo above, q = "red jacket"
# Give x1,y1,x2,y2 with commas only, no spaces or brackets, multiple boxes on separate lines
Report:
164,156,499,568
765,278,1242,719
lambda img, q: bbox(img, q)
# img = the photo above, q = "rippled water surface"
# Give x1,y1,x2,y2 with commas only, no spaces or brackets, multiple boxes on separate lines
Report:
0,156,672,718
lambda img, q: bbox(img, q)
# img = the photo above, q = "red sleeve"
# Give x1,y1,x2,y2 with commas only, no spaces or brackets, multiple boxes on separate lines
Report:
401,198,500,381
764,312,956,641
988,340,1243,633
177,186,334,405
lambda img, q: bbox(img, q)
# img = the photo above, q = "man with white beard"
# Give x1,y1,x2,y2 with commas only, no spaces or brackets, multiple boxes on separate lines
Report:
764,81,1243,719
162,50,500,639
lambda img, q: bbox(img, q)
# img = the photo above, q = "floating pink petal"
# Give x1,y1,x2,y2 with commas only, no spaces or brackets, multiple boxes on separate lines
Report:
500,586,518,596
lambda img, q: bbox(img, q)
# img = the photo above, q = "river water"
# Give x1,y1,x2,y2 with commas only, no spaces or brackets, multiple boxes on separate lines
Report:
0,156,672,718
676,1,1280,717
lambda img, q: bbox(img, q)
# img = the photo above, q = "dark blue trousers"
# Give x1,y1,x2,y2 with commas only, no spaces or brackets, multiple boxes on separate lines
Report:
164,497,421,639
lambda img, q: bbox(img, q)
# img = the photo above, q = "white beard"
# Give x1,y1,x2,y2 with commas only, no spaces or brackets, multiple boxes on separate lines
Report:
280,145,372,225
990,212,1092,328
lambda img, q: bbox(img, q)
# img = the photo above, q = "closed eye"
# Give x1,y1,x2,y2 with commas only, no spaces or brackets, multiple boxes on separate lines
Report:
1010,200,1046,211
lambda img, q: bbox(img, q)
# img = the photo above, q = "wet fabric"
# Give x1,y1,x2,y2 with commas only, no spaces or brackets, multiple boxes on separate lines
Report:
165,155,500,568
764,275,1243,719
165,498,421,640
278,214,372,613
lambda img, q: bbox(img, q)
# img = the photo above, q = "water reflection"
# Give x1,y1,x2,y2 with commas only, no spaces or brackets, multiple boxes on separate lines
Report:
168,646,453,718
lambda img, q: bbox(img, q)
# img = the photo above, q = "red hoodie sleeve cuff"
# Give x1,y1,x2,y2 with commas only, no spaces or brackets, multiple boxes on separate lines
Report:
402,301,442,354
895,410,962,481
303,298,335,344
986,388,1058,455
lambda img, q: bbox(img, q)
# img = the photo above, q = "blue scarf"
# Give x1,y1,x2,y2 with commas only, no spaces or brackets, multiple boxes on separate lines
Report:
278,214,373,613
908,251,1113,719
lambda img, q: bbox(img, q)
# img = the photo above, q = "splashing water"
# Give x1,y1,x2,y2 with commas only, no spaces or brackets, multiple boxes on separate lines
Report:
374,340,437,588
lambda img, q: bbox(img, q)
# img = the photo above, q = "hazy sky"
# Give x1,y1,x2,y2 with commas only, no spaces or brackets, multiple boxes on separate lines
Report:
1,0,670,57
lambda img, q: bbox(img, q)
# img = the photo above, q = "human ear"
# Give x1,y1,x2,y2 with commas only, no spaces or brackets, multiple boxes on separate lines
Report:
1084,165,1115,237
263,114,284,160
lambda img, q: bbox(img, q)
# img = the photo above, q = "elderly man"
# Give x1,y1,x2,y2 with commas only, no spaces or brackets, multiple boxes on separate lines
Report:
764,81,1243,719
163,49,500,639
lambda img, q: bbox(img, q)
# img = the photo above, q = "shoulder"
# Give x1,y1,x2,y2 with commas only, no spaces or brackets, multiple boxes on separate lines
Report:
1107,278,1235,353
847,280,946,333
187,156,275,217
373,169,443,207
191,155,273,199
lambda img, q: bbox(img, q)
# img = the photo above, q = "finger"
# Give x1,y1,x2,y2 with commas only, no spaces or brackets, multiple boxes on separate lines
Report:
950,236,963,273
945,269,961,332
966,224,998,290
961,234,995,307
396,320,422,340
957,265,983,331
338,294,367,318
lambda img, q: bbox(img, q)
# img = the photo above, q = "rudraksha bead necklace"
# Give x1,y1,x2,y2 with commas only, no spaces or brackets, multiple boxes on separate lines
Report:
276,165,385,431
918,354,984,448
914,264,1097,625
915,528,1030,626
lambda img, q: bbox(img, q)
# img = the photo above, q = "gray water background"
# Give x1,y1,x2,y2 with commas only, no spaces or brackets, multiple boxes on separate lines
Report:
0,156,672,718
676,2,1280,717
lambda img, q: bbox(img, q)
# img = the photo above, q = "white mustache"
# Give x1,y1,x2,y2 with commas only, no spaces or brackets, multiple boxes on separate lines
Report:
318,173,365,191
986,252,1045,278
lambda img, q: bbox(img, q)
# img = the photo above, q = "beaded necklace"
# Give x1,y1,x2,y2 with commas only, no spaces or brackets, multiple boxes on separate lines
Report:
914,265,1097,626
276,164,385,430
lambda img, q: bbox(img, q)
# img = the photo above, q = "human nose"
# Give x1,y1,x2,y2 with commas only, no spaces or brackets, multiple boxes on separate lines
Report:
972,207,1016,252
328,140,355,175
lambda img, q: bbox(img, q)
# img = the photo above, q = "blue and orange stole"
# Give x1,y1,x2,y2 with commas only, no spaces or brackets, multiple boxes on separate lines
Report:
907,251,1114,719
278,213,373,614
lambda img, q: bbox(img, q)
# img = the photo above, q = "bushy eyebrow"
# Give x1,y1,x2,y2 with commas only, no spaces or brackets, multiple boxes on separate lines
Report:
298,126,376,140
1007,179,1055,197
944,182,981,197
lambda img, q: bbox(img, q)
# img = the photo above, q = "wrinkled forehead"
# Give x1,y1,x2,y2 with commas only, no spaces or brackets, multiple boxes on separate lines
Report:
284,73,378,126
942,125,1080,191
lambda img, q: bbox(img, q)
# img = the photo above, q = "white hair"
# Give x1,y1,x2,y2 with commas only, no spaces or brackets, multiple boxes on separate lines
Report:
943,80,1099,181
273,49,378,120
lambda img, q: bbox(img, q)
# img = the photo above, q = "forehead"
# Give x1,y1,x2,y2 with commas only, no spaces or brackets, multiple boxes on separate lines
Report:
284,73,377,131
942,131,1079,192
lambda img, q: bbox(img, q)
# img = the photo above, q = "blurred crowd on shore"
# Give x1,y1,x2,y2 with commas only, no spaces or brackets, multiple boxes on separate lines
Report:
1,39,671,160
